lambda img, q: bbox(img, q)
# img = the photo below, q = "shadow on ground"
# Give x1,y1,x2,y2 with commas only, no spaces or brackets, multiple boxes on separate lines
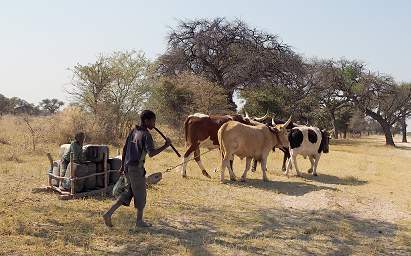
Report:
106,203,406,256
226,178,337,196
301,173,368,186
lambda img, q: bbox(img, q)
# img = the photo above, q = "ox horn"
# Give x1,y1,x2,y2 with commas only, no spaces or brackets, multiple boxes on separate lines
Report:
244,110,250,119
254,110,269,122
283,116,292,128
271,115,276,126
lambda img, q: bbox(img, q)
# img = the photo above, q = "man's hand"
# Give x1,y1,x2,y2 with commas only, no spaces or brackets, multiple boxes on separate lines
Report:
119,166,124,175
164,137,172,147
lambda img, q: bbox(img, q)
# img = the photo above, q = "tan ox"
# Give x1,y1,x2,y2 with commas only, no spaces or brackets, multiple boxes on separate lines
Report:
218,117,291,183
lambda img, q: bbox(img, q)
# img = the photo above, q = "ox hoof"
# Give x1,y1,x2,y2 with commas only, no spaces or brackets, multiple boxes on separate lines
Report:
262,177,269,182
202,170,211,179
307,168,313,174
230,177,237,181
239,177,246,182
313,173,318,177
296,173,302,177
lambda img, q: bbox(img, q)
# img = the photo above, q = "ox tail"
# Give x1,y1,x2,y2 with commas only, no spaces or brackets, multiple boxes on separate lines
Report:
183,116,191,146
218,123,228,160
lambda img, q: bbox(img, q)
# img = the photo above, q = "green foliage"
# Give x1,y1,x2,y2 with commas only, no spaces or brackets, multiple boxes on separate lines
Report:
68,50,150,144
39,98,64,114
147,72,231,128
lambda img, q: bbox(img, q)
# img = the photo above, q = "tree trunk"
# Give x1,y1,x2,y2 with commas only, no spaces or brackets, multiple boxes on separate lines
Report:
401,115,407,143
343,129,347,139
365,109,396,146
331,113,338,139
382,124,395,146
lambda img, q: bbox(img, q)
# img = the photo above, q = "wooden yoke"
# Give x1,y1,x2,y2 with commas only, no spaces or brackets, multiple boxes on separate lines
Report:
70,152,75,195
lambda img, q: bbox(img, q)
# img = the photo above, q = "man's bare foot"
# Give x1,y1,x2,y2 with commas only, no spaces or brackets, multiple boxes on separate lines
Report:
136,220,152,228
103,213,113,227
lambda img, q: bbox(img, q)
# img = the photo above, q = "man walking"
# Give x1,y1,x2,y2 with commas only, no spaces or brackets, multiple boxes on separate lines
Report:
103,110,171,228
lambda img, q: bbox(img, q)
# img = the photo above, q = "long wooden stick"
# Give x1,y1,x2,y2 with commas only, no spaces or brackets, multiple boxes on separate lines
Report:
154,127,181,157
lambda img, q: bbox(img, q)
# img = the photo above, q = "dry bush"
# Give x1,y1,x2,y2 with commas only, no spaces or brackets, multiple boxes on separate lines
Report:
46,106,93,145
47,106,121,145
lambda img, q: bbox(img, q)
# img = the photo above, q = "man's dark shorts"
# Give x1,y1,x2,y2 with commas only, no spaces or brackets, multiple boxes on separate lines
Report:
117,165,146,211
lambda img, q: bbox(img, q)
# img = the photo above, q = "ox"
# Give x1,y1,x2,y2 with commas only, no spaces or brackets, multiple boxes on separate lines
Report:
249,117,300,173
285,126,330,177
181,113,265,178
218,117,291,183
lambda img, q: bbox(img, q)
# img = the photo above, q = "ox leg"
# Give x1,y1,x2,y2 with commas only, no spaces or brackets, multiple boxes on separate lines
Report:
290,154,301,177
180,144,198,178
227,158,237,181
194,148,211,179
281,148,290,172
251,159,258,172
312,154,321,176
308,156,315,173
285,158,292,177
261,158,269,182
240,157,252,182
220,158,231,183
230,160,234,172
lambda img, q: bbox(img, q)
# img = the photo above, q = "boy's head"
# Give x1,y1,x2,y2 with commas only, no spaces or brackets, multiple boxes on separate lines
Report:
74,132,85,144
140,110,156,130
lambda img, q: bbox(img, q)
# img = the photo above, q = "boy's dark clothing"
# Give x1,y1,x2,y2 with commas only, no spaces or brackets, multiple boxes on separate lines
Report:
118,126,154,210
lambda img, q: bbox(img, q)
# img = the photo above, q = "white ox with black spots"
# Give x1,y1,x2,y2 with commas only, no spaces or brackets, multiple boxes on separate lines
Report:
285,126,330,177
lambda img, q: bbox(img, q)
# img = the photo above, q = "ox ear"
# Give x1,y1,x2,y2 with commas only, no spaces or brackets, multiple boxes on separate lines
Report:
283,116,292,129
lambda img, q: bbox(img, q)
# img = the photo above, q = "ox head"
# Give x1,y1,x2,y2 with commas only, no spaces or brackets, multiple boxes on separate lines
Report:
270,116,292,146
320,129,330,153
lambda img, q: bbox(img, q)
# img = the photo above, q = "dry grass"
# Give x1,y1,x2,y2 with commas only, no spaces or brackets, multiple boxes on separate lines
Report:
0,116,410,255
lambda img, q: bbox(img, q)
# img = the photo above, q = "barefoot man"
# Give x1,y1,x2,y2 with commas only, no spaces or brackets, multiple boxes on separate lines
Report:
103,110,171,228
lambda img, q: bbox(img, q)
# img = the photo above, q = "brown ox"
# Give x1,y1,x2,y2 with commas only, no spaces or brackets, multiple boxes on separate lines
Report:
181,113,265,178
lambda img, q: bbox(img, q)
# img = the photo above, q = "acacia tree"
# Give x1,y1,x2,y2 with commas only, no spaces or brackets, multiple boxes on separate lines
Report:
397,83,411,142
311,60,350,138
158,18,304,110
68,50,150,143
334,60,411,146
0,94,10,116
39,98,64,114
68,55,113,114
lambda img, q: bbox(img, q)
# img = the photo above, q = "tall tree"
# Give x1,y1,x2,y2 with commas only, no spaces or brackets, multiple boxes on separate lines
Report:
0,94,10,116
68,55,113,114
158,18,304,110
39,98,64,114
335,60,411,146
68,50,150,143
397,83,411,142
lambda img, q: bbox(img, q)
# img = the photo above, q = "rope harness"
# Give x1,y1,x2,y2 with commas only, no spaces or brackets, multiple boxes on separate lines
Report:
161,148,217,174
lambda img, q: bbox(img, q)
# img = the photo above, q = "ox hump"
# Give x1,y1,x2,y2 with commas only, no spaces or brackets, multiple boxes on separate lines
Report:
189,113,209,118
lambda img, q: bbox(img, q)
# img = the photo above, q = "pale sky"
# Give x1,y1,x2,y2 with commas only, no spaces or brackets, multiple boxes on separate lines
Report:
1,0,410,126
